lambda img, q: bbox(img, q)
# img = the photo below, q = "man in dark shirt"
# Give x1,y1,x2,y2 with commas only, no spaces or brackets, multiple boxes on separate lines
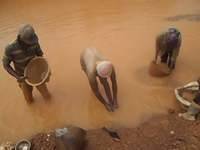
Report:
155,28,181,70
2,24,51,104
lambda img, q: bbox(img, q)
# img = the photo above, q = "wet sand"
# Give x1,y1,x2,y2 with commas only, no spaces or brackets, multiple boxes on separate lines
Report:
0,0,200,142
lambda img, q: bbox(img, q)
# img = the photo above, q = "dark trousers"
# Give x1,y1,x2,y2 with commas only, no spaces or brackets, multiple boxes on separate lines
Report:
19,82,51,103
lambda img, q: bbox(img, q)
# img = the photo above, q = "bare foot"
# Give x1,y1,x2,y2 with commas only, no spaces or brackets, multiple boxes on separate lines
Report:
26,98,34,105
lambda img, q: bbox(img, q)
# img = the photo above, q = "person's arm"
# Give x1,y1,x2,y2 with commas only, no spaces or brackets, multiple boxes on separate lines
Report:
174,80,199,107
170,35,181,69
174,87,191,107
110,68,118,105
80,55,86,72
33,43,43,56
155,35,160,63
102,127,120,142
88,76,108,106
2,47,22,80
182,81,199,91
99,77,113,106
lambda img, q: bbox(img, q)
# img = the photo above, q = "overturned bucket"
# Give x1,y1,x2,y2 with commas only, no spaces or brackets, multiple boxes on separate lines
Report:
24,57,50,87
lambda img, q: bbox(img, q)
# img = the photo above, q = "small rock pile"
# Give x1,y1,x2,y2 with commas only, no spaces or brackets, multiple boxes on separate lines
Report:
31,132,56,150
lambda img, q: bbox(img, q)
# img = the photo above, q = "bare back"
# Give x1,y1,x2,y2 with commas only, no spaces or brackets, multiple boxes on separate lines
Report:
80,48,118,112
80,48,106,76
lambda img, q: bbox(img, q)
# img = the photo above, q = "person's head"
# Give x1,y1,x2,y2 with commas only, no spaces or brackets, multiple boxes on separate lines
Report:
18,24,38,45
168,28,178,33
167,28,180,43
96,61,113,78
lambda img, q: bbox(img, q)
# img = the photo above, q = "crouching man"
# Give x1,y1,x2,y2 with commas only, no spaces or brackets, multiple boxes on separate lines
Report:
175,79,200,121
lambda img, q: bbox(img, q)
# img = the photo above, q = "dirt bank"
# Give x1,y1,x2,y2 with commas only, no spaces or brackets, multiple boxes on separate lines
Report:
23,110,200,150
86,110,200,150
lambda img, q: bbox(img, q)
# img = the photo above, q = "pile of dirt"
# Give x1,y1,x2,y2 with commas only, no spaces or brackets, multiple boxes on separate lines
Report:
31,132,56,150
15,110,200,150
86,110,200,150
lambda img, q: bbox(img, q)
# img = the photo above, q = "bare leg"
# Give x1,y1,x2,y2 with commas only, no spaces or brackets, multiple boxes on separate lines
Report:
161,52,168,64
168,51,175,69
19,82,34,104
36,83,51,100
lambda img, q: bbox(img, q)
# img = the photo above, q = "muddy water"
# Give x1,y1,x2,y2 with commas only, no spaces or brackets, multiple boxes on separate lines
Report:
0,0,200,142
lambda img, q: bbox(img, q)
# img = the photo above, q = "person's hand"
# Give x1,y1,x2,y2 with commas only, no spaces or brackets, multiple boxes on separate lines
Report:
17,76,27,82
113,100,119,109
105,103,114,112
45,71,51,82
177,88,185,96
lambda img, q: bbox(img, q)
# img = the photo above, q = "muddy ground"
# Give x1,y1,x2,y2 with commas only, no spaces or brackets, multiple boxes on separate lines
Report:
2,109,199,150
0,0,200,149
1,0,200,141
28,109,200,150
86,110,200,150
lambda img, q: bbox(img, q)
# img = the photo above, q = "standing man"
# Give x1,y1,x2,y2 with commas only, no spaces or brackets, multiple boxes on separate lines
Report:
80,48,118,112
2,24,51,104
155,28,181,70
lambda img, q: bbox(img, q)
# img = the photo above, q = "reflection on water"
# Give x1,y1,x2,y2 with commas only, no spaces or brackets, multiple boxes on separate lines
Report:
0,0,200,142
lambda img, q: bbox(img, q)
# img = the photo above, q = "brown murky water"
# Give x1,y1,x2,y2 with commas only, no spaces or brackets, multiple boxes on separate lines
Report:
0,0,200,142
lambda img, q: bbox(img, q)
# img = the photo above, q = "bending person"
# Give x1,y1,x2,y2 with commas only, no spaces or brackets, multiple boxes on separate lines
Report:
80,48,118,112
155,28,181,70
